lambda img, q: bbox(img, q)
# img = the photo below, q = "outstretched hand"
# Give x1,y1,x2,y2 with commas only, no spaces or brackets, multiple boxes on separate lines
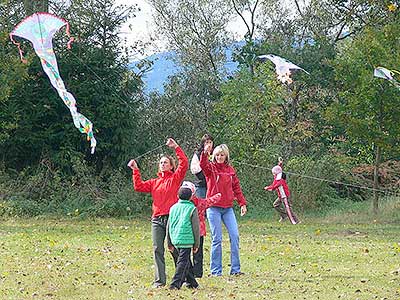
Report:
127,159,138,170
166,138,178,149
204,142,212,154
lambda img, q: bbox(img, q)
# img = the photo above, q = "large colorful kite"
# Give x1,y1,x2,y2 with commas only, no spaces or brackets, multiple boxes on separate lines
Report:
10,12,97,154
258,54,309,84
374,67,400,90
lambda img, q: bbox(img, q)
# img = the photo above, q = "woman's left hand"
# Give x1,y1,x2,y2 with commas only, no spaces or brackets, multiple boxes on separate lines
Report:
166,138,178,149
240,205,247,216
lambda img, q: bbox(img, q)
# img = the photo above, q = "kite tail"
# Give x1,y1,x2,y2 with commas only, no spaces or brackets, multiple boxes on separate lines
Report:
90,137,97,154
65,22,74,49
9,34,28,63
391,69,400,76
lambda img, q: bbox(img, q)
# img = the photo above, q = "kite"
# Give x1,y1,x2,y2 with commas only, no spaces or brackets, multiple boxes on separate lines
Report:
10,12,97,154
374,67,400,90
258,54,309,84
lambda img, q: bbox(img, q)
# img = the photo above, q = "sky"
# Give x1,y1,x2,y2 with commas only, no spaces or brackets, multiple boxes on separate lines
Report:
115,0,251,59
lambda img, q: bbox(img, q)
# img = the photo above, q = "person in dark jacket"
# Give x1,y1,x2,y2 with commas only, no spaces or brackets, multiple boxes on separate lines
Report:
189,133,214,277
190,134,214,198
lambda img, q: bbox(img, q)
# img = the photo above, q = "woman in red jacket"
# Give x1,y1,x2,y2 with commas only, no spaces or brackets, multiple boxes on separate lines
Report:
127,138,188,288
200,143,247,276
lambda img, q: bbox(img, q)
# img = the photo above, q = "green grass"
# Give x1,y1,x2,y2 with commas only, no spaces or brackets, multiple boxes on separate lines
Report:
0,214,399,300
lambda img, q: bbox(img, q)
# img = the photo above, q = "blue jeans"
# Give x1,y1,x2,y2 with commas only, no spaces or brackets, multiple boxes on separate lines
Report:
195,186,207,199
207,207,241,275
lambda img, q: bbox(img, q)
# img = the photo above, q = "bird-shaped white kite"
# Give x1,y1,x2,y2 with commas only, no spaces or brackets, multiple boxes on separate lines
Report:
258,54,309,84
374,67,400,90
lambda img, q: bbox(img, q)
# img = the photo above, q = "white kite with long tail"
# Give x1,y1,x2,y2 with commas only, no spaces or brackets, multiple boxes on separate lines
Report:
10,12,97,154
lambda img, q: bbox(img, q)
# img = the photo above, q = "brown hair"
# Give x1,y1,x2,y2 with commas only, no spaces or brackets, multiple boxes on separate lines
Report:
197,133,214,152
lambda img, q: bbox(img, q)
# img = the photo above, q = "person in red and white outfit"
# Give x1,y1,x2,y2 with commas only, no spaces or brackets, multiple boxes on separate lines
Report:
264,159,299,224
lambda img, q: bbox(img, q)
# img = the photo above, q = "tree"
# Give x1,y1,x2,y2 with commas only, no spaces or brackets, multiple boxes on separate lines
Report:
23,0,49,14
148,0,232,75
0,0,28,147
1,0,144,171
292,0,398,43
327,11,400,212
230,0,260,74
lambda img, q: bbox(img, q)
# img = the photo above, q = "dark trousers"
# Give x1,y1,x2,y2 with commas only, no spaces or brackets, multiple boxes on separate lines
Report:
170,248,198,289
273,197,299,224
192,236,204,277
152,215,178,286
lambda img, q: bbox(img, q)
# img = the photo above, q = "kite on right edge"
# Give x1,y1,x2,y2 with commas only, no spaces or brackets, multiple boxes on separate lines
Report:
374,67,400,90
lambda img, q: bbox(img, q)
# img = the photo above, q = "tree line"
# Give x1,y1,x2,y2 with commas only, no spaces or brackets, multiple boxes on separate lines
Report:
0,0,399,217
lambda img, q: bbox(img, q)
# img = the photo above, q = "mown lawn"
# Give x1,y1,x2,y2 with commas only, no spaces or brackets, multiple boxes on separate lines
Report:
0,217,399,300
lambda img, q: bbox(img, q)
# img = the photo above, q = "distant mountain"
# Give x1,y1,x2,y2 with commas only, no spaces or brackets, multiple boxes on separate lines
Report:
130,43,242,94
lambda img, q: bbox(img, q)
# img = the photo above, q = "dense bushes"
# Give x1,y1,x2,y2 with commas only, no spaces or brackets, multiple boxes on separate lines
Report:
0,159,152,218
0,152,372,218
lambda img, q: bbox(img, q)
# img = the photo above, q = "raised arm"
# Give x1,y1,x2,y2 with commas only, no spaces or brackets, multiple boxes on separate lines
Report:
199,151,212,177
132,169,153,193
172,146,188,183
128,159,153,193
165,138,188,182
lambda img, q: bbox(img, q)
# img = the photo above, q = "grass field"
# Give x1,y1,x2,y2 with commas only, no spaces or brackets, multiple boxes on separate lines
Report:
0,214,399,300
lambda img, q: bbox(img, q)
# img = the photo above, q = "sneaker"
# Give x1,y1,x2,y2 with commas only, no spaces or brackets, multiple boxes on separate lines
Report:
186,284,199,289
169,285,179,290
152,283,165,288
279,217,286,223
207,273,222,277
230,272,245,276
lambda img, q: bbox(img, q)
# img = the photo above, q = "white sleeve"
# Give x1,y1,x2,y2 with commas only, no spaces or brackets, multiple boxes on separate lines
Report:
190,153,202,175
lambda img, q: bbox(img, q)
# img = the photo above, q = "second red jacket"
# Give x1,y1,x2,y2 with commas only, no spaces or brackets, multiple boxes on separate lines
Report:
200,152,247,208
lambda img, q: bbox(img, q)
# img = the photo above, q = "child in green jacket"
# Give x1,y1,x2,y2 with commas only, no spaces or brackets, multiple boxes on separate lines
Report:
167,181,200,290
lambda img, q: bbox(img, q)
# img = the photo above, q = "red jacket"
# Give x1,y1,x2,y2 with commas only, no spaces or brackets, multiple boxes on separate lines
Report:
132,147,188,217
266,176,290,199
192,193,220,236
200,152,247,208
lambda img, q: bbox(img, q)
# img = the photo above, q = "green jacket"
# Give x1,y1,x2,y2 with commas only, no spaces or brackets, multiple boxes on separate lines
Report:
167,199,200,248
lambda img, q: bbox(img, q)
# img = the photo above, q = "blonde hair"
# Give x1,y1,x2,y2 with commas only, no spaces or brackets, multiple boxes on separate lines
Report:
159,155,176,172
212,144,230,164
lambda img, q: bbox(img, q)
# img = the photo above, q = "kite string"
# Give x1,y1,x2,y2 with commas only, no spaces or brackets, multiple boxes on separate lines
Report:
234,160,399,195
133,144,164,161
68,51,140,112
